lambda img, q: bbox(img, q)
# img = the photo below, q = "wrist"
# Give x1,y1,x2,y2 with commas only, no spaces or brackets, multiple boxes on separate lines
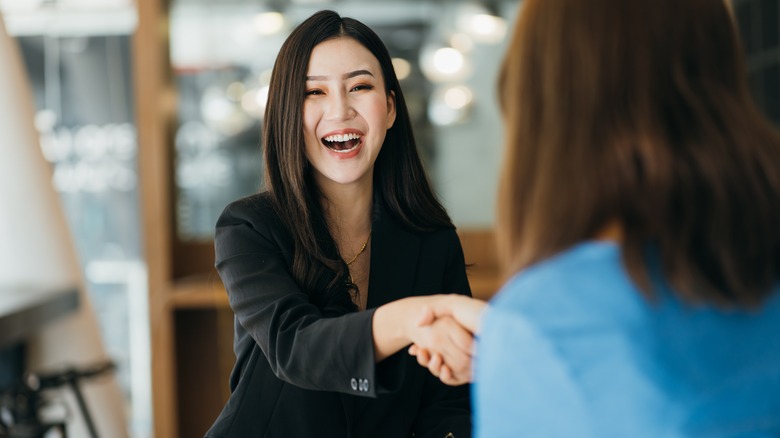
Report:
400,296,424,344
373,297,422,361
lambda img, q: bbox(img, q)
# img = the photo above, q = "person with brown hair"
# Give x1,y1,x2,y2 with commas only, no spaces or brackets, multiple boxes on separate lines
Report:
205,9,475,438
413,0,780,436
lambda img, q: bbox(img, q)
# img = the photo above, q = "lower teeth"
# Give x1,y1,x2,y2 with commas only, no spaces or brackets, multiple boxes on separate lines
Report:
333,144,357,153
326,140,359,153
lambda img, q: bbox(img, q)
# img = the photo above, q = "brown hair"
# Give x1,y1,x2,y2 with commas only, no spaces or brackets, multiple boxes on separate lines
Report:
264,10,452,311
497,0,780,306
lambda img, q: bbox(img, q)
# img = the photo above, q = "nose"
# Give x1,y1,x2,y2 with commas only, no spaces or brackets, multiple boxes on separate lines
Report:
324,91,355,121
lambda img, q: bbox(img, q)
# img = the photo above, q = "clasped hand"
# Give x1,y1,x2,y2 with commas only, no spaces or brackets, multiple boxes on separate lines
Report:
407,295,487,386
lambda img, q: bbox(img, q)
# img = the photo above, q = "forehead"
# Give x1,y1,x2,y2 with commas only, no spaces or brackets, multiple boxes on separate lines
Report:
306,37,382,75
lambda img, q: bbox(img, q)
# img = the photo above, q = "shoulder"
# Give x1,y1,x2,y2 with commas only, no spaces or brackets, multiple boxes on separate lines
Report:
494,241,626,303
475,243,656,435
214,192,291,262
217,191,281,230
490,241,647,329
420,225,460,248
474,305,594,437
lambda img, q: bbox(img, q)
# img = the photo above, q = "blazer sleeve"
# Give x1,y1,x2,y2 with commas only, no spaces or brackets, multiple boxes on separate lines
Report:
215,198,380,397
413,230,473,437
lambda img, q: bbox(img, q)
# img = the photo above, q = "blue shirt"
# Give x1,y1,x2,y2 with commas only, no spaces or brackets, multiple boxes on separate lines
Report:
474,241,780,437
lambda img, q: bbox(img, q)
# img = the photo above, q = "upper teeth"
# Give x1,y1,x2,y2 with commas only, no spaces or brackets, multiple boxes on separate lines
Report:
324,133,360,143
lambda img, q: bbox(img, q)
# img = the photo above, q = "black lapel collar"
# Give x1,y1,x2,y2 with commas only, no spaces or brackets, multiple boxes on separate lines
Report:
366,197,421,308
340,196,421,428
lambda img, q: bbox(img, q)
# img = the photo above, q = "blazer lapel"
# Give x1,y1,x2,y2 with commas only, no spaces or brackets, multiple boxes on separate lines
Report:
341,199,421,427
366,201,421,308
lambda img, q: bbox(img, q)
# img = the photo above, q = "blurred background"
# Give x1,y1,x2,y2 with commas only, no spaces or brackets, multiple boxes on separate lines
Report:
0,0,775,437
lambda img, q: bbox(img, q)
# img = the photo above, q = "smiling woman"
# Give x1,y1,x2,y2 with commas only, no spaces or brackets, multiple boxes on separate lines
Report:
205,9,478,438
303,37,396,190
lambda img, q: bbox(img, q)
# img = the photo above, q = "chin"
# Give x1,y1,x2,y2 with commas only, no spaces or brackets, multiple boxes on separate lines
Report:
318,170,372,187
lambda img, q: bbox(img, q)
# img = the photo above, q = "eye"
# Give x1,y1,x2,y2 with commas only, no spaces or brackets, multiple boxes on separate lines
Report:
305,89,324,96
350,84,374,92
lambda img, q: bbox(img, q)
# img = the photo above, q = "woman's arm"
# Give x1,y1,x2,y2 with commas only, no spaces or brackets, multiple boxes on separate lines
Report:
217,200,378,395
216,198,473,396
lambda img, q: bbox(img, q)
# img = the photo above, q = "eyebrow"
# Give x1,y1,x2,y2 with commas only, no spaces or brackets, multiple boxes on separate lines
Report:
306,69,375,81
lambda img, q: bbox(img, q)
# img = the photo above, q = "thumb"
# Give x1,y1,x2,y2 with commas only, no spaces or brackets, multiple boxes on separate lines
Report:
416,306,435,327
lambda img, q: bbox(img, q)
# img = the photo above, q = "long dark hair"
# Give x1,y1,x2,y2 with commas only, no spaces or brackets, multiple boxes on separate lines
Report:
263,10,452,310
497,0,780,306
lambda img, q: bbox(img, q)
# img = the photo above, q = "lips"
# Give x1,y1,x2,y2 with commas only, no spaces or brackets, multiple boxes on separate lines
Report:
321,130,364,154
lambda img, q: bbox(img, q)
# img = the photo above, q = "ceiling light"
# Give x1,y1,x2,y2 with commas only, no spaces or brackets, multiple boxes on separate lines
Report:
392,58,412,81
444,85,473,110
456,3,507,44
254,11,285,36
428,84,474,126
420,43,470,82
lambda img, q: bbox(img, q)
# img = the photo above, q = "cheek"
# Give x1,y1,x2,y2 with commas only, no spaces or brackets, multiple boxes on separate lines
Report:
302,117,320,157
367,100,391,128
302,104,319,136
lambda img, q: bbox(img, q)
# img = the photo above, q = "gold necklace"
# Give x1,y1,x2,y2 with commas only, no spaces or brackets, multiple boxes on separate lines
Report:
345,233,371,265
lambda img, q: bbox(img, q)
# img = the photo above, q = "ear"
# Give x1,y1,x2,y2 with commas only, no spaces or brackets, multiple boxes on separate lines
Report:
386,90,397,129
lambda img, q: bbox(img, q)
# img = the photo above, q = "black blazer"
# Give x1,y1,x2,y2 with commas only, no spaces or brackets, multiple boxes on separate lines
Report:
205,192,472,438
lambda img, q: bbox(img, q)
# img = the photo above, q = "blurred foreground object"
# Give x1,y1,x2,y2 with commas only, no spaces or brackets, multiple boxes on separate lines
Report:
0,360,116,437
0,12,128,438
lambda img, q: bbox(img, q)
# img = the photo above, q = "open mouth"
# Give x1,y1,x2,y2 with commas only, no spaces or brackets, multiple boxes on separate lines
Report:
321,133,362,154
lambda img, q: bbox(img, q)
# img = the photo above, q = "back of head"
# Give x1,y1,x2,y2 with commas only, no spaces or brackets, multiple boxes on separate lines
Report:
497,0,780,306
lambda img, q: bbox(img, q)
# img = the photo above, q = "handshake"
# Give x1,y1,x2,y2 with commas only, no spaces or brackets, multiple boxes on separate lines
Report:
406,295,488,386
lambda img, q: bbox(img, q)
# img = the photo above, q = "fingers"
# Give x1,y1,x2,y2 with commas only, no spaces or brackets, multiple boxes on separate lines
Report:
409,344,472,385
441,363,471,386
447,318,474,353
414,347,431,368
416,306,436,327
409,316,475,384
434,318,473,380
409,347,472,386
428,352,443,377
